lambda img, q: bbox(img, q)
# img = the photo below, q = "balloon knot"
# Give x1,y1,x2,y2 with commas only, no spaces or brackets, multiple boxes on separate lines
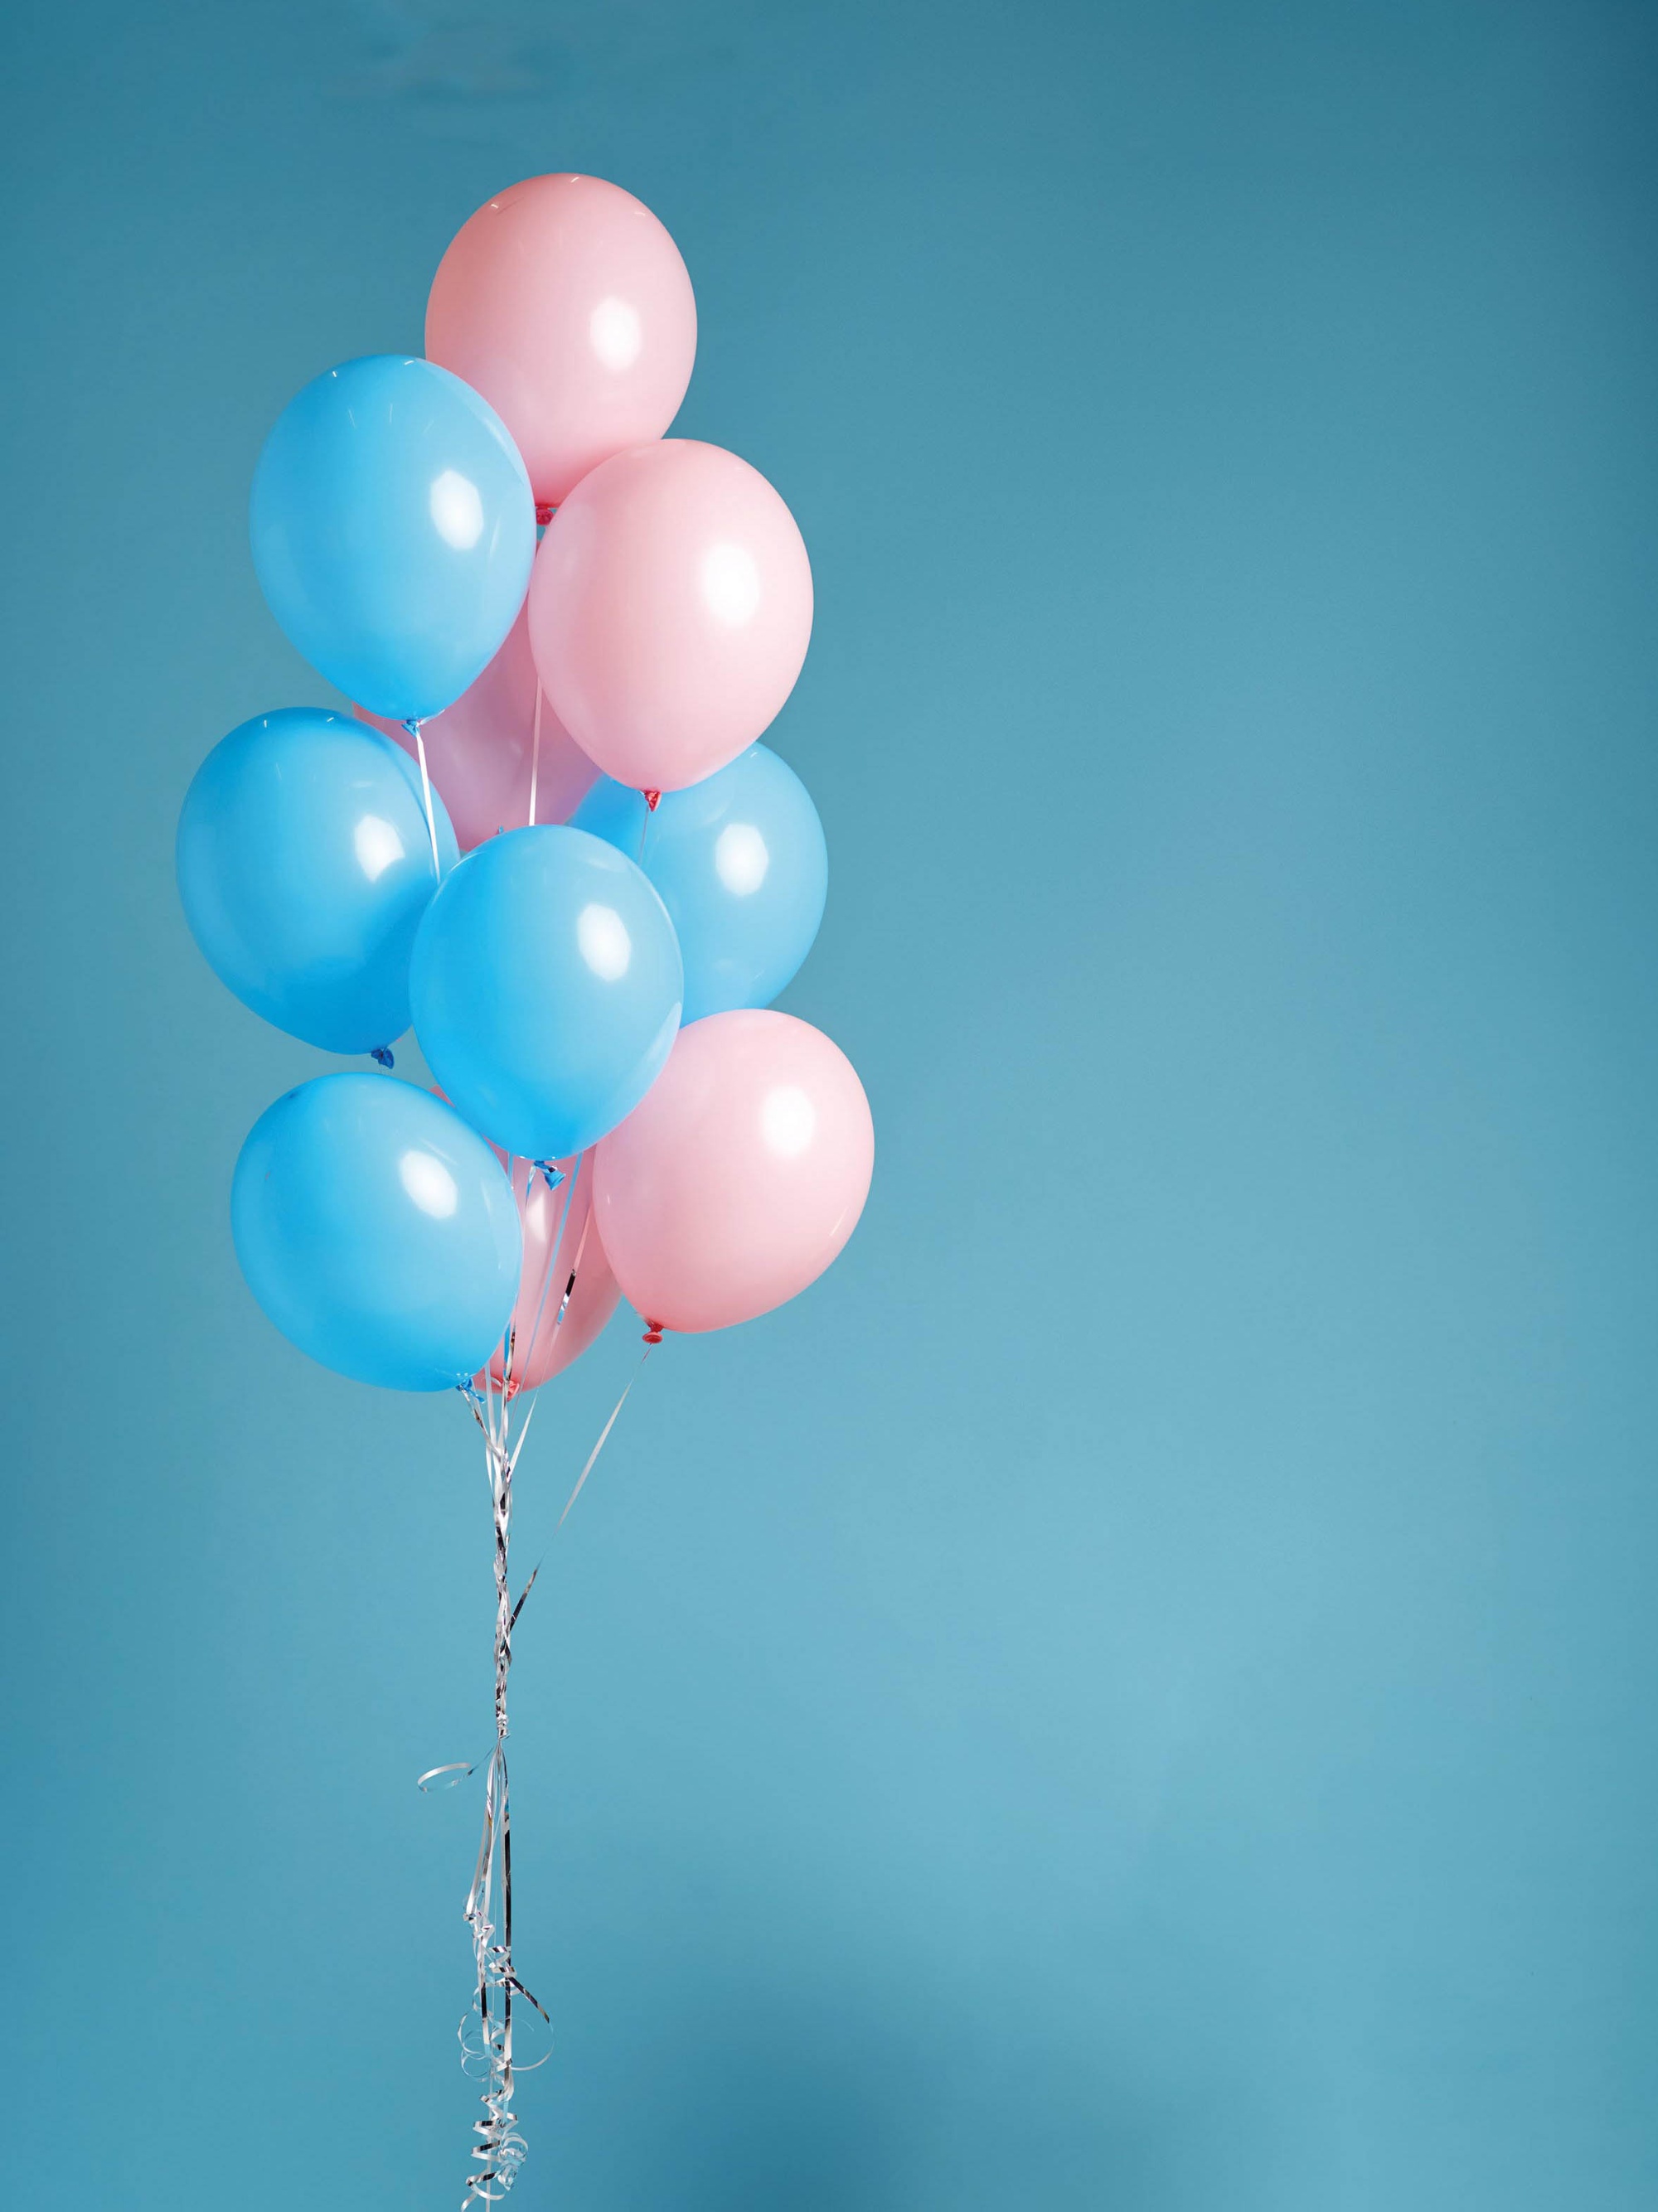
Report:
401,717,422,738
642,1322,665,1346
371,1045,395,1069
535,502,555,527
643,789,661,812
531,1159,565,1191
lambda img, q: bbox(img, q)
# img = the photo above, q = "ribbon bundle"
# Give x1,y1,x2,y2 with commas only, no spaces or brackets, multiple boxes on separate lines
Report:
437,1169,657,2201
455,1356,545,2205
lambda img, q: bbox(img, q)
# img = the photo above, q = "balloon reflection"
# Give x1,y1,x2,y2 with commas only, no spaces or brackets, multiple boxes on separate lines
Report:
354,813,407,883
589,294,643,371
700,540,762,627
577,902,632,980
400,1148,460,1218
714,820,769,895
760,1083,817,1159
429,467,486,549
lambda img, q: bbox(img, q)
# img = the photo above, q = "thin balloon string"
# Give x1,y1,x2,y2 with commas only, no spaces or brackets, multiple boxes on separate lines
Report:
444,1318,662,2202
516,1156,589,1387
405,718,442,877
458,1398,548,2206
528,501,554,836
558,1338,657,1527
510,1156,580,1396
366,716,439,1063
548,1212,593,1350
527,689,543,829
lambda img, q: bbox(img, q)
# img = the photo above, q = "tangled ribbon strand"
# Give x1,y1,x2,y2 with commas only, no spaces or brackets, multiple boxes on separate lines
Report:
432,1159,657,2205
456,1365,547,2205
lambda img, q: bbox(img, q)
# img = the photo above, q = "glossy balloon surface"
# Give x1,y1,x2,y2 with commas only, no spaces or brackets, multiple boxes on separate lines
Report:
594,1009,873,1333
574,744,826,1022
356,601,598,850
425,172,696,509
232,1074,521,1392
250,356,536,722
177,708,458,1053
528,440,812,792
410,825,683,1159
479,1149,621,1395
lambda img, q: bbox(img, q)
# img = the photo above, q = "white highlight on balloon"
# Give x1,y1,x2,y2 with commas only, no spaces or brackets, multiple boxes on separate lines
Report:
578,903,632,980
429,468,485,549
589,294,643,372
701,541,762,627
760,1085,817,1159
400,1150,458,1219
715,821,769,896
353,815,407,883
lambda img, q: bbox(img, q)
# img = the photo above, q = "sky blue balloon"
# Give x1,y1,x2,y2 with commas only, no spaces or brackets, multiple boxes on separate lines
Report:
572,743,828,1024
177,708,459,1054
410,825,683,1160
250,356,536,722
232,1073,521,1392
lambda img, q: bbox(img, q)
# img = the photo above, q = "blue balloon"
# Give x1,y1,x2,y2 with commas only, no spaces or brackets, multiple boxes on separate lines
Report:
232,1074,521,1392
572,744,828,1023
410,825,683,1159
250,356,536,722
177,708,459,1054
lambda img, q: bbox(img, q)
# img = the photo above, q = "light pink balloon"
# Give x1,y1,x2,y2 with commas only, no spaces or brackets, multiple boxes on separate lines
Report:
529,440,814,795
593,1010,873,1334
426,173,697,510
478,1149,621,1396
355,602,597,851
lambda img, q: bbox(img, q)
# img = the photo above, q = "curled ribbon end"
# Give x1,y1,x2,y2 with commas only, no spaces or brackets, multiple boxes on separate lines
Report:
417,1761,476,1793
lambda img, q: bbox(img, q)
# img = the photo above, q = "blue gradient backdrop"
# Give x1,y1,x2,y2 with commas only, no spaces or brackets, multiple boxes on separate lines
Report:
2,4,1656,2205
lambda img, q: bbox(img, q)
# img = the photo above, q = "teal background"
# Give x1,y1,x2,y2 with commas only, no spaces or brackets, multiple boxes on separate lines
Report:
2,2,1656,2205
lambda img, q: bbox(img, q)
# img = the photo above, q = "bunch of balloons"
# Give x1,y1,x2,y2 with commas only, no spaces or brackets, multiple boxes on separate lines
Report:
179,173,875,1397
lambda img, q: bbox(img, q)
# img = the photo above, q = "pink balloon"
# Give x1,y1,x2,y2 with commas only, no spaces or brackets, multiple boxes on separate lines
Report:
426,173,697,510
530,440,814,795
355,602,597,850
593,1010,873,1334
478,1149,621,1396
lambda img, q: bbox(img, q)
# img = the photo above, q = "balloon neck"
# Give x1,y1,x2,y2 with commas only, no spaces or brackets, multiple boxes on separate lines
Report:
642,1321,665,1346
536,503,555,527
370,1045,395,1069
531,1159,565,1192
642,789,661,812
